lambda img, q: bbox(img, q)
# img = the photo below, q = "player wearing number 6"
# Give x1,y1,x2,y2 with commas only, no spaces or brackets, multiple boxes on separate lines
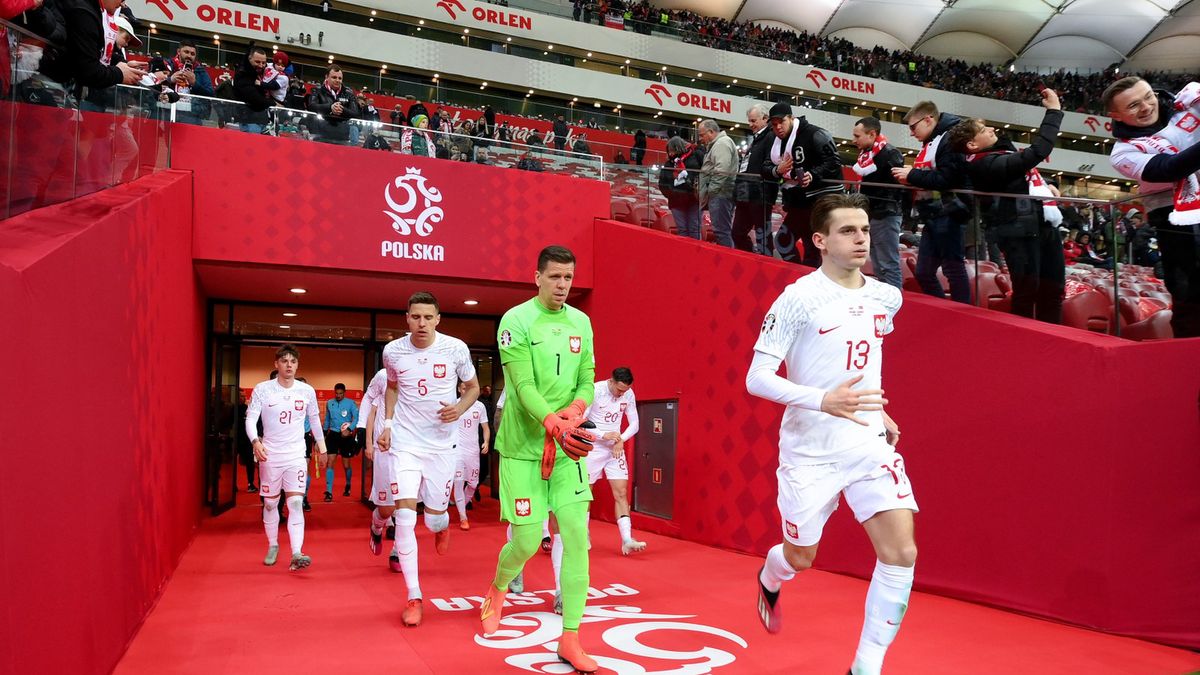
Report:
245,344,329,572
480,245,599,673
746,193,916,675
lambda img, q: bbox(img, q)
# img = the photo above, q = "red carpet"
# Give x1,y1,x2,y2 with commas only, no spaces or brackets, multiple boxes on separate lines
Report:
115,490,1200,675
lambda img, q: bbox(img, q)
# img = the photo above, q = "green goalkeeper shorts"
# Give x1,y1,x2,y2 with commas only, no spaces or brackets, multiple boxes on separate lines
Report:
499,453,593,524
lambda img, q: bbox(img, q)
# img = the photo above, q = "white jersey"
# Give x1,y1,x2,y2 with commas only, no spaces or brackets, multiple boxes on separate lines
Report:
358,368,388,441
382,332,477,453
585,380,639,448
754,270,902,464
1109,83,1200,212
455,400,488,454
245,378,320,464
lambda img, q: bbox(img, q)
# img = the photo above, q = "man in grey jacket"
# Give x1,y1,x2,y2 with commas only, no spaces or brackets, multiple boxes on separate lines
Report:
698,119,738,247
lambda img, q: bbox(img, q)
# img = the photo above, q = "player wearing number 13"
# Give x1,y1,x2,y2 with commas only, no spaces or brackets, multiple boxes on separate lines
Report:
480,245,599,674
746,193,917,675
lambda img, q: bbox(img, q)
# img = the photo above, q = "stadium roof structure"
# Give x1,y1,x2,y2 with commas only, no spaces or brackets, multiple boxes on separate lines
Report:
653,0,1200,73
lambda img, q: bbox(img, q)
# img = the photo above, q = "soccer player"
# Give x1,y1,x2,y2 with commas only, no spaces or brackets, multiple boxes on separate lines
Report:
746,193,915,675
245,344,329,571
378,292,480,627
452,380,490,531
583,367,644,555
362,367,403,568
323,383,359,500
479,245,598,673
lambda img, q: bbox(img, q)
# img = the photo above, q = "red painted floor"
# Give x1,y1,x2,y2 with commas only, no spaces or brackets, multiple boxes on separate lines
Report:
115,488,1200,675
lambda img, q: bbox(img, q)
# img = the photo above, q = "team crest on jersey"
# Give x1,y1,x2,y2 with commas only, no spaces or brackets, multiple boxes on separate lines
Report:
761,313,776,333
785,521,799,539
433,364,447,378
620,403,627,412
874,314,888,338
390,482,399,495
515,498,532,517
378,490,387,501
472,411,481,420
1177,113,1200,133
569,336,582,353
294,400,305,411
499,330,512,347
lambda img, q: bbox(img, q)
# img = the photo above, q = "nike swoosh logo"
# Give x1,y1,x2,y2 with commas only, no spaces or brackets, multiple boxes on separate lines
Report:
268,403,278,407
818,326,841,334
574,488,587,495
886,619,901,625
397,549,414,556
531,341,543,346
397,369,409,375
897,492,911,499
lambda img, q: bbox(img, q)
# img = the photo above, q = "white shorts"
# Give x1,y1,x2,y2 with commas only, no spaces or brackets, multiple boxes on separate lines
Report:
454,448,481,488
371,446,401,506
586,445,628,484
777,448,918,547
390,447,455,511
259,458,307,498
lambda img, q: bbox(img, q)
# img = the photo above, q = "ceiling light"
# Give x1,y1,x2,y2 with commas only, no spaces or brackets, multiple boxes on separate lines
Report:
697,72,703,76
419,19,424,24
528,89,534,94
625,59,631,64
279,325,290,329
464,300,479,306
149,22,156,28
766,85,772,89
507,37,512,42
732,79,738,83
370,9,376,14
463,28,469,33
587,52,593,57
662,66,667,71
547,44,554,50
282,312,298,317
289,288,306,294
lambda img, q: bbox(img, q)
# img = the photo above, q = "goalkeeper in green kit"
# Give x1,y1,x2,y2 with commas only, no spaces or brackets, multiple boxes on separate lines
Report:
480,245,599,673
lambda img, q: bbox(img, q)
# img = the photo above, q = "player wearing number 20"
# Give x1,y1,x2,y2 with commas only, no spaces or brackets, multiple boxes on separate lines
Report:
746,193,917,675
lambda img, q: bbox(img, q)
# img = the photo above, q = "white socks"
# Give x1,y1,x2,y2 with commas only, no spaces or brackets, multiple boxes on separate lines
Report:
759,544,797,593
424,511,450,533
617,515,632,544
263,496,280,547
852,560,914,675
371,508,387,536
551,534,564,591
285,495,305,554
394,509,421,599
453,479,468,521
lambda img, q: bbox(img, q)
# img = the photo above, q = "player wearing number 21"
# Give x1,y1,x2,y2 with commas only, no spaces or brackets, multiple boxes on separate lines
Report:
746,193,917,675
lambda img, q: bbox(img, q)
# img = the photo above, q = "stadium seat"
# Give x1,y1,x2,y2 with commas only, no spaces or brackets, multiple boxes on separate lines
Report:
621,204,658,228
1062,290,1116,334
972,272,1011,312
653,209,675,234
1142,291,1173,308
1122,309,1175,341
902,256,921,293
610,200,632,220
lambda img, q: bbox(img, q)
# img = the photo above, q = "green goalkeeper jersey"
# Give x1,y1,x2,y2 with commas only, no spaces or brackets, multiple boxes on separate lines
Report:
496,297,595,461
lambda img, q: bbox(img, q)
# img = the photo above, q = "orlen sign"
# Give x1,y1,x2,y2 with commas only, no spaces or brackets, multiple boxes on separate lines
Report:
146,0,279,33
804,69,875,96
644,84,732,115
436,0,533,30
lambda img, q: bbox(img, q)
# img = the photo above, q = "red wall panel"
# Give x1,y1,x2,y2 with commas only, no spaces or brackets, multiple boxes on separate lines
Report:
0,172,206,675
171,125,608,289
581,218,1200,648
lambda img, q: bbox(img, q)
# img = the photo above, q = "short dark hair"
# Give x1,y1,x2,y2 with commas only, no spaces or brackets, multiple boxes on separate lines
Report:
327,64,342,74
810,193,870,236
249,46,268,58
946,118,986,153
855,116,882,133
1102,76,1145,113
537,245,576,272
178,38,196,50
334,383,346,391
408,291,440,312
612,367,634,385
904,101,939,124
275,343,300,361
269,369,278,379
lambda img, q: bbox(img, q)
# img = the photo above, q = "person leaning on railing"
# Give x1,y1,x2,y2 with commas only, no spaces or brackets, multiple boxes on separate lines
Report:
36,0,146,97
948,87,1066,324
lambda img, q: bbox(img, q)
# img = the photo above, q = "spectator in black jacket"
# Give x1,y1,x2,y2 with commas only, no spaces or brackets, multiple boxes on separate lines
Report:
732,103,776,254
893,101,971,304
232,46,273,133
148,39,213,125
41,0,146,96
405,95,429,123
851,116,906,288
949,88,1066,322
306,65,359,144
553,115,569,152
631,129,647,165
659,135,705,239
760,102,844,266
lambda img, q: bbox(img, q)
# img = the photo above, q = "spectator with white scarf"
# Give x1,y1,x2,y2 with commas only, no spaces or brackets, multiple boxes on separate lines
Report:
40,0,146,95
148,39,213,124
851,116,906,288
948,88,1066,323
893,101,972,304
1104,76,1200,337
760,102,844,266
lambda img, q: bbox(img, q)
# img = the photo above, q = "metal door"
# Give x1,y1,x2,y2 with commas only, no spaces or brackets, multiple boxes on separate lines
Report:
205,339,240,515
632,400,677,519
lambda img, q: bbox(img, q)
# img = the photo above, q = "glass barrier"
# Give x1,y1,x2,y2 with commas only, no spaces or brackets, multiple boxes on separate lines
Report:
2,19,170,219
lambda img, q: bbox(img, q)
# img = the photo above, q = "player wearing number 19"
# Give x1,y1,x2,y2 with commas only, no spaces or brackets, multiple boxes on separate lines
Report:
746,193,917,675
245,344,329,572
480,245,599,674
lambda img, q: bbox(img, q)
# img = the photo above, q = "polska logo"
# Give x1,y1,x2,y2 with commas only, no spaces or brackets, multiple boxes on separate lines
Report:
644,83,672,106
874,314,888,338
433,364,447,378
145,0,188,21
805,69,828,89
384,167,444,237
515,498,531,517
436,0,466,19
569,336,582,353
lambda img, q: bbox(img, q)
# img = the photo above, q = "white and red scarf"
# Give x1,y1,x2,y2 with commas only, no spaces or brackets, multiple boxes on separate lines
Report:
100,4,118,66
967,151,1063,227
1125,82,1200,225
910,132,943,200
852,133,888,177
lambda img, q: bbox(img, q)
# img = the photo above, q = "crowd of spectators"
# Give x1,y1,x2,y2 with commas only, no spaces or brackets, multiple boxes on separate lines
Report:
575,0,1194,115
